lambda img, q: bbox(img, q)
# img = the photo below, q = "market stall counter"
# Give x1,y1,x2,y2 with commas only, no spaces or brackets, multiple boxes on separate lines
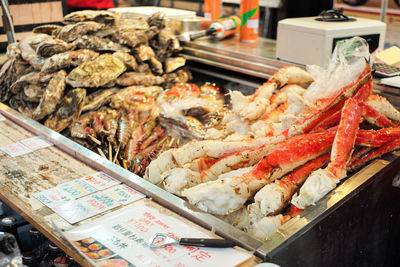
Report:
0,103,256,266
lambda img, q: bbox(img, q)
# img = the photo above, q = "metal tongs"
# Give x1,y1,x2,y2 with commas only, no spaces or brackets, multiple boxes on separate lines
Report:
149,233,236,248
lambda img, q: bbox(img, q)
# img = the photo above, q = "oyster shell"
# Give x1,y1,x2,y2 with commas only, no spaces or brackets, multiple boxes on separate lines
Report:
116,72,165,86
0,59,31,102
18,34,52,69
113,51,138,71
57,22,104,42
32,24,63,36
72,35,130,53
32,70,67,120
134,44,155,62
64,10,118,25
165,57,186,73
149,57,163,75
41,49,99,73
82,88,118,112
44,88,86,132
36,38,69,57
66,54,126,88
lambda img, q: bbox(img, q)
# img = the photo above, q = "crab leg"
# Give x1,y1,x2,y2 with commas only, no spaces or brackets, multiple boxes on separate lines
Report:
366,94,400,122
182,131,336,215
250,153,330,217
144,134,285,184
355,128,400,147
283,62,371,138
231,66,313,121
292,97,363,209
361,102,397,128
349,138,400,171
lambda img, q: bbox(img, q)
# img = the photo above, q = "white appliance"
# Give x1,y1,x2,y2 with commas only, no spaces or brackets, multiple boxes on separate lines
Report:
276,16,386,66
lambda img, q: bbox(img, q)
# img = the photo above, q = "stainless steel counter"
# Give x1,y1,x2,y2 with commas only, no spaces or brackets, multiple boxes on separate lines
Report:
181,35,296,79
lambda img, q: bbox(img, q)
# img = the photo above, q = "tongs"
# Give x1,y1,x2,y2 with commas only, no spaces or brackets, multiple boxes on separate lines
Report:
149,233,236,248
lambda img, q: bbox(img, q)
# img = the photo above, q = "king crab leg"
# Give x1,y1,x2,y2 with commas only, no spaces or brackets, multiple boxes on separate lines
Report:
182,131,336,215
292,97,363,209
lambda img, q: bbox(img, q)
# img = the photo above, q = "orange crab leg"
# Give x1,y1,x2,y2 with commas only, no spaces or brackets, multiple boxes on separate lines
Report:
326,98,362,179
355,128,400,147
243,131,336,184
361,102,397,128
349,138,400,171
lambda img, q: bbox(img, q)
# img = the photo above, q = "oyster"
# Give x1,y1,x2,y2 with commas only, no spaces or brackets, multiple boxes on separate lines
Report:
112,29,148,48
57,22,104,42
32,24,63,36
6,43,21,59
116,72,165,86
137,63,150,73
134,44,155,62
9,96,36,117
152,28,180,59
165,57,186,73
164,68,192,87
10,72,43,94
41,49,99,73
0,59,31,101
72,35,130,53
64,10,118,25
32,70,67,120
66,54,126,88
147,12,166,29
113,51,138,71
149,57,163,75
44,88,86,132
36,38,69,57
82,88,118,112
18,34,52,69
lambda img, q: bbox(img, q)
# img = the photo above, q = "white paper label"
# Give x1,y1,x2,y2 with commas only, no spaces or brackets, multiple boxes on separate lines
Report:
57,179,97,199
0,114,6,121
102,184,145,205
80,172,120,191
20,136,53,151
0,142,33,157
33,187,73,208
53,192,122,224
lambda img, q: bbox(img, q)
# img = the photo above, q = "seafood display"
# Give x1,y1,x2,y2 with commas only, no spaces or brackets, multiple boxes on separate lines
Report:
0,10,194,175
1,10,399,245
144,61,400,241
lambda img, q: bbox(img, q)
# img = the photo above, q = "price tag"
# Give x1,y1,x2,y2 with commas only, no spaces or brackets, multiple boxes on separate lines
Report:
53,192,121,224
57,179,97,199
80,172,120,191
0,142,32,157
102,184,145,205
33,187,73,208
20,136,53,151
0,114,6,122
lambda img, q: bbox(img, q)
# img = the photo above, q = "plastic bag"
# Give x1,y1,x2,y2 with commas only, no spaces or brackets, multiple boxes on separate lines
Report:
0,232,22,267
304,36,370,102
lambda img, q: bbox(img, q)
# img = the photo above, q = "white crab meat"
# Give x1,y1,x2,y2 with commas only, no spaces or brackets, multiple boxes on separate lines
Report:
182,177,251,215
366,95,400,122
247,215,284,240
144,150,177,184
254,183,288,216
230,90,270,120
162,168,201,196
291,168,339,209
